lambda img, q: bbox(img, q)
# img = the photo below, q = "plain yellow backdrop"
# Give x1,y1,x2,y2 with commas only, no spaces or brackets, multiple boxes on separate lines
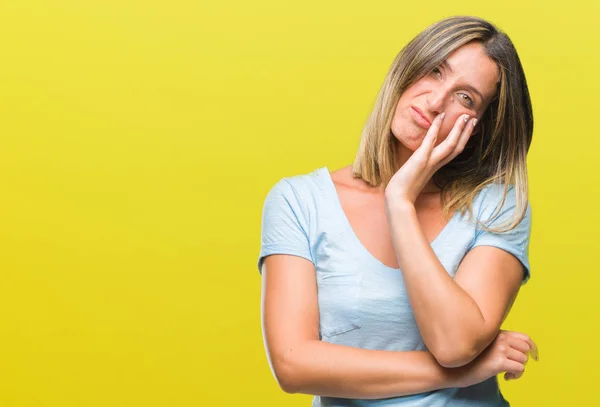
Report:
0,0,598,405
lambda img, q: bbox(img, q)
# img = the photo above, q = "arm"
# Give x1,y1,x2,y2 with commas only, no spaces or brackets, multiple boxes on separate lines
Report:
384,201,524,368
261,254,462,398
380,113,530,368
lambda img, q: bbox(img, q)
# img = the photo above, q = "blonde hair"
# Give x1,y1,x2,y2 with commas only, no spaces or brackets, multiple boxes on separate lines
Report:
351,15,533,233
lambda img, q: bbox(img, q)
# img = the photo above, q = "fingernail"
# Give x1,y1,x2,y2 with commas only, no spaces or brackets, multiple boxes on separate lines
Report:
440,112,446,120
463,115,469,123
472,118,478,127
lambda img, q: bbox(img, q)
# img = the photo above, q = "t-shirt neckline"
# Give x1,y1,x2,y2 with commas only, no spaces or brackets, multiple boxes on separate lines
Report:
319,166,459,271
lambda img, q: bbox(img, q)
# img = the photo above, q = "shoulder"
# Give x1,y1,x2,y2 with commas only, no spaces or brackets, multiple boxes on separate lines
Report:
261,166,330,223
472,183,531,232
264,166,328,201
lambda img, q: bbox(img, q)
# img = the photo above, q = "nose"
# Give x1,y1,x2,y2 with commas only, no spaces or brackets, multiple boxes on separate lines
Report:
426,86,448,114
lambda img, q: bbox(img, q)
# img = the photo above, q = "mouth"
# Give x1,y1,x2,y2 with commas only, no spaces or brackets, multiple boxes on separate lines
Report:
410,106,432,129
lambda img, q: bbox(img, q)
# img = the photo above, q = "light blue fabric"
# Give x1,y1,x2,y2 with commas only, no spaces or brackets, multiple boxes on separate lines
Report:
257,166,532,407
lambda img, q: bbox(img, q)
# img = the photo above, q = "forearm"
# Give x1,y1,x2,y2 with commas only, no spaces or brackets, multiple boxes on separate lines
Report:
279,339,463,398
386,202,488,366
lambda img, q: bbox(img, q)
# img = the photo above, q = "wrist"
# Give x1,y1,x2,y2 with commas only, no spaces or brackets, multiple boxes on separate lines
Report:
423,351,467,390
384,196,416,218
444,362,475,389
449,365,468,389
436,366,464,389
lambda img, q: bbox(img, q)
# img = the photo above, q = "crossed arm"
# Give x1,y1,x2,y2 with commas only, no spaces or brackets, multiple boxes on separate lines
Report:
261,250,533,398
261,254,468,398
259,186,533,398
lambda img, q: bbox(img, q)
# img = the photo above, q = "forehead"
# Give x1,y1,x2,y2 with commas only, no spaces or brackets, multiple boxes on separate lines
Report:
444,42,499,101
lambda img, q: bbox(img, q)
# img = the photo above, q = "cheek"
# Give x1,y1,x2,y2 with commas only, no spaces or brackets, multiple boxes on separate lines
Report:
392,104,408,128
398,81,426,104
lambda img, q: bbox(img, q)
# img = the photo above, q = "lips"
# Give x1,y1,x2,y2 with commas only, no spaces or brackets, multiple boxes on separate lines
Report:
410,106,432,129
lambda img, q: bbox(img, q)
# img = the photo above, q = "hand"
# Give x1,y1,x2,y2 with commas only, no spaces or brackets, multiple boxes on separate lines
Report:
384,112,477,206
455,330,539,388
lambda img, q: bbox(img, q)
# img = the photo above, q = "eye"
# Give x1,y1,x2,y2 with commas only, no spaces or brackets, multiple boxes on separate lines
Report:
458,93,474,107
432,66,442,78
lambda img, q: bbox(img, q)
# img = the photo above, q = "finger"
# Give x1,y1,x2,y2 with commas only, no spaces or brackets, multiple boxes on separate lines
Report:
507,332,539,361
506,348,528,365
506,336,531,353
503,359,525,376
422,112,445,152
504,372,516,381
455,117,477,153
431,113,470,165
438,116,475,167
504,371,524,381
512,371,524,380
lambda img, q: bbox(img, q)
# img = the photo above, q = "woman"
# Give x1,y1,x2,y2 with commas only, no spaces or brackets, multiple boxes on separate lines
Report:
257,15,539,406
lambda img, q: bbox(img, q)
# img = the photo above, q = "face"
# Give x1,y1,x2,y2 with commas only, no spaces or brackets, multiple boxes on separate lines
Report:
391,41,499,152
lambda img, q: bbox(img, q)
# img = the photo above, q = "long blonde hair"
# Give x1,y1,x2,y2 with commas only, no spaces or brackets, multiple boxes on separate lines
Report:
351,15,533,233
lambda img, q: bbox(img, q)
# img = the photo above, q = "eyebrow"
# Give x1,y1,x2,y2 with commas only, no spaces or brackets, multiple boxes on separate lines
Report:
441,60,485,103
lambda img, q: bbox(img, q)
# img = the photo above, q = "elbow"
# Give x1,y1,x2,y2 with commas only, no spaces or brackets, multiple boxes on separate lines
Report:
428,326,494,368
431,340,482,368
270,347,305,394
434,348,478,368
277,369,300,394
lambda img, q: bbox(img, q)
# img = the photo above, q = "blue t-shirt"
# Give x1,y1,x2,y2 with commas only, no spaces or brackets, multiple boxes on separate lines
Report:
257,166,532,407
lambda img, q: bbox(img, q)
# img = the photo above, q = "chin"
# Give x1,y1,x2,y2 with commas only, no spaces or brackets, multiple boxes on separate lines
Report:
400,140,420,152
391,128,424,152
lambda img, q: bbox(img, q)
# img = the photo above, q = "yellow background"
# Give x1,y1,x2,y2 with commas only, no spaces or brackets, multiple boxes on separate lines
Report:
1,0,598,405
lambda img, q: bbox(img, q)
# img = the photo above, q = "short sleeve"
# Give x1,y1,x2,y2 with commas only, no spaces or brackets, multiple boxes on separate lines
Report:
256,178,314,274
470,185,533,284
